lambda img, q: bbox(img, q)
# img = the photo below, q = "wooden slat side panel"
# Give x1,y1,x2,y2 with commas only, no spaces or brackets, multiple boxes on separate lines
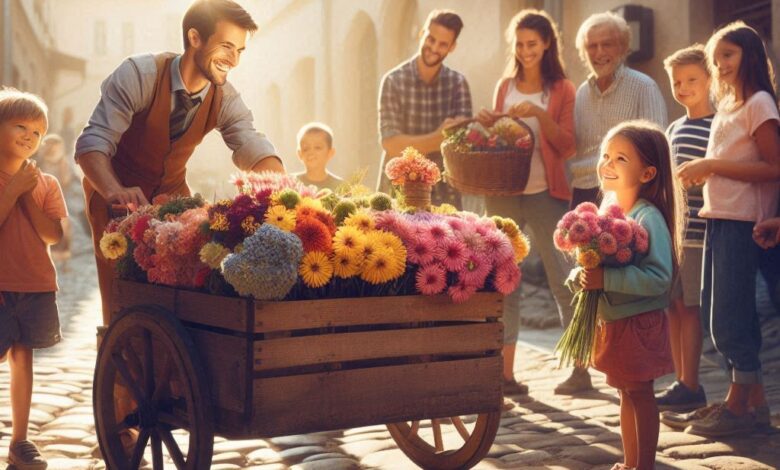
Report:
187,328,249,414
176,290,251,333
254,323,502,371
254,292,502,333
250,356,501,437
113,280,176,315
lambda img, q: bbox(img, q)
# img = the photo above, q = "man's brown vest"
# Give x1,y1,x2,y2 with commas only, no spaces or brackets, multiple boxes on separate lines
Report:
110,52,224,199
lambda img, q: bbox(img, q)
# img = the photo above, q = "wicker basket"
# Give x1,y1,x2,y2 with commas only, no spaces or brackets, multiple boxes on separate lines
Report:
442,119,534,196
401,181,433,210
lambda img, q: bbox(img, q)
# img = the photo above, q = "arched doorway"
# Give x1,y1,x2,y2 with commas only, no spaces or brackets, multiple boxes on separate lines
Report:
264,83,283,158
342,12,379,184
378,0,419,74
287,57,316,165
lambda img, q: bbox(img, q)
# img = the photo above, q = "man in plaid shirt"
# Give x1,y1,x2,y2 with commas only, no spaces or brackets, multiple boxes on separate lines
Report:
377,9,472,208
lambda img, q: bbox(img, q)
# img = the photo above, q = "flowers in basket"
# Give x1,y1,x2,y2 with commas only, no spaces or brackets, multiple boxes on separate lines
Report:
552,202,649,367
384,147,441,186
443,116,532,153
100,171,531,304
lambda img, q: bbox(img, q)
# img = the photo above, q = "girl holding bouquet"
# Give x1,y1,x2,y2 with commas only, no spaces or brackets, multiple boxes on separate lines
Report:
578,121,683,470
676,22,780,437
475,9,582,398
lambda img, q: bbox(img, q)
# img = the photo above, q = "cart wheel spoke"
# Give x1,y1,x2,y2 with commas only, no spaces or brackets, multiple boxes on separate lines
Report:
407,421,420,439
129,428,151,469
151,430,164,469
142,329,155,399
432,419,443,453
123,342,145,392
451,416,471,442
111,353,146,406
159,426,186,469
152,355,174,403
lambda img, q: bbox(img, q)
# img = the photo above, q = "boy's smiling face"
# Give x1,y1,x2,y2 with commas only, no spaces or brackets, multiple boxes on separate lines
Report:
297,131,334,172
669,63,711,110
0,117,46,163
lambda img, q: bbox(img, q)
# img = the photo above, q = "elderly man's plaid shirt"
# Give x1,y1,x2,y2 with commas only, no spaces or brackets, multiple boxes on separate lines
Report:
379,56,472,139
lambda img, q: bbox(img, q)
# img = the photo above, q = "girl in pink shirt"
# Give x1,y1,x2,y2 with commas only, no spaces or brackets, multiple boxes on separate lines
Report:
677,21,780,437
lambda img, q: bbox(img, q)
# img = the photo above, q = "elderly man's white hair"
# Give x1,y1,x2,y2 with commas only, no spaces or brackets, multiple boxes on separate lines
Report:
575,11,632,65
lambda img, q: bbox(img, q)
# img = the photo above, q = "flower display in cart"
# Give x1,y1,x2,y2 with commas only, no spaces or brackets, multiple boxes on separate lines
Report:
552,202,650,367
99,171,531,304
384,146,441,185
442,116,533,153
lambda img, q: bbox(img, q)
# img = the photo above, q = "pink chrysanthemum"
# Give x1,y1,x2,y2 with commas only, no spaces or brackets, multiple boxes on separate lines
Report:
445,216,465,233
427,221,452,243
575,202,599,214
616,247,633,264
553,228,573,251
459,252,492,288
456,225,485,252
493,260,521,295
448,279,478,303
481,230,514,264
435,238,469,272
558,211,579,231
407,232,436,265
568,221,591,245
634,226,649,253
415,263,447,295
612,219,633,245
580,212,602,237
597,232,618,255
597,215,614,233
603,204,626,220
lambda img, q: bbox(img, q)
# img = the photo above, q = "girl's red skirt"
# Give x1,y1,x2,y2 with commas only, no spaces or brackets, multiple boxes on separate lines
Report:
592,309,674,388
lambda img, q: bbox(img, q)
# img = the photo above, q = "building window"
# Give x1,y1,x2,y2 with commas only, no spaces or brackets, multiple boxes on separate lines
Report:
122,22,134,56
94,20,107,56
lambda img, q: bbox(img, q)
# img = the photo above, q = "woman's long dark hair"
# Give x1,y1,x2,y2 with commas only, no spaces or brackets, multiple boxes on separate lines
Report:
601,121,685,277
503,9,566,89
706,21,778,106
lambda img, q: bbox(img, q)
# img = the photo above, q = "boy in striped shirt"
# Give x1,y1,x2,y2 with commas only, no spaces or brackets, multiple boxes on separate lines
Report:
657,45,714,413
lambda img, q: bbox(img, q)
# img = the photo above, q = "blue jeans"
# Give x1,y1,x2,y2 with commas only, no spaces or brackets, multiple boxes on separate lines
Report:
485,191,574,344
701,219,763,383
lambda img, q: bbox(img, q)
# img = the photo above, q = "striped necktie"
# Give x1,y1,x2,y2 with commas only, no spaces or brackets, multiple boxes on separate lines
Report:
169,90,202,141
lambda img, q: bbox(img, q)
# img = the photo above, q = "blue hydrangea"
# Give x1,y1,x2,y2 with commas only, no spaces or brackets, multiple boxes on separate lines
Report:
221,224,303,300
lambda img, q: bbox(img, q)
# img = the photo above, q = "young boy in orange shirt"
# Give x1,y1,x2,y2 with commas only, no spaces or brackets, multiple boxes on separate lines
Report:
0,88,68,470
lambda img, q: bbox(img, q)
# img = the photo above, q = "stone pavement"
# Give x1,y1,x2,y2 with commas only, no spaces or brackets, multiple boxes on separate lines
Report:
1,227,778,469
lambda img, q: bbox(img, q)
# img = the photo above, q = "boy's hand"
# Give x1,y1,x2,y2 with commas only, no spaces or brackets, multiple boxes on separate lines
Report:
753,218,780,249
580,266,604,290
7,160,39,196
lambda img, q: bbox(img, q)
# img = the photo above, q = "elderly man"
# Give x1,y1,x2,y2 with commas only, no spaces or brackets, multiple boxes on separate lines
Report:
557,11,668,395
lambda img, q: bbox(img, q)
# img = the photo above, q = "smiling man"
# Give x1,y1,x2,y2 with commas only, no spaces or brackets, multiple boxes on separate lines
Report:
568,11,668,211
377,9,473,209
76,0,284,325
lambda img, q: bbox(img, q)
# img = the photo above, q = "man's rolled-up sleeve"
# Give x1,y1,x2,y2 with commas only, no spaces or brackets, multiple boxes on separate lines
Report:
75,56,151,160
218,87,279,171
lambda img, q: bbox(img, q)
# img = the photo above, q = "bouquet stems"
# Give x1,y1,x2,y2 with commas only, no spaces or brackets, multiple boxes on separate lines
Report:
554,289,601,368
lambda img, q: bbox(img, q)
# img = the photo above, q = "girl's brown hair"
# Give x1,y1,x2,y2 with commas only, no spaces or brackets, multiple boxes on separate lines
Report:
706,21,777,106
602,120,685,276
503,9,566,90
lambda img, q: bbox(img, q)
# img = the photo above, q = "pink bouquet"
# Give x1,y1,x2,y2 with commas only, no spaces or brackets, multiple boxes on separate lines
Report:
553,202,650,367
384,147,442,186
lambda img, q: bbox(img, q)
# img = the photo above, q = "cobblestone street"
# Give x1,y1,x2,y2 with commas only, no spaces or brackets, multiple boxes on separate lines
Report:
1,228,778,469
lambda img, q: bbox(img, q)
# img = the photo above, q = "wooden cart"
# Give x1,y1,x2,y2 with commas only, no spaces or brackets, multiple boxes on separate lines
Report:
93,279,504,469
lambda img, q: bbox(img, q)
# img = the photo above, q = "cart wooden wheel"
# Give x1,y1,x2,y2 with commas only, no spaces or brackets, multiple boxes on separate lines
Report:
387,411,501,469
93,305,214,470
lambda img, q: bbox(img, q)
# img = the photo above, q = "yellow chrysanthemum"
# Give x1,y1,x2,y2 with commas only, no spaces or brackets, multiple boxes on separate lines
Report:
372,231,407,274
333,226,365,258
576,249,601,270
298,197,324,211
209,212,229,231
344,211,375,233
501,218,520,238
199,242,230,269
511,232,530,263
299,251,334,288
431,203,458,215
361,230,383,261
215,198,233,209
360,246,402,285
99,232,128,260
264,205,296,232
332,251,362,279
241,215,260,235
